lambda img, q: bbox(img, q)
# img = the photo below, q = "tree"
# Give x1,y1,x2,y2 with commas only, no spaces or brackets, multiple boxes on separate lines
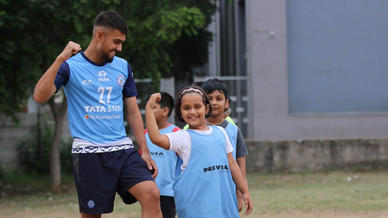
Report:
0,0,215,192
167,0,216,83
0,0,40,122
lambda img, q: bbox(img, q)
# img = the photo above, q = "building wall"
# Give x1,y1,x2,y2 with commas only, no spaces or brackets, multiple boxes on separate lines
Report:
0,110,71,169
246,0,388,141
0,114,36,169
246,138,388,172
287,0,388,114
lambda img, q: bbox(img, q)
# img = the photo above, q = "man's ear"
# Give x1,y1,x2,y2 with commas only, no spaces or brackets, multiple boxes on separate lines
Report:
96,29,104,42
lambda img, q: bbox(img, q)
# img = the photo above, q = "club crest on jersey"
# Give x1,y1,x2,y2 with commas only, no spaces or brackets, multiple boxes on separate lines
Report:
117,75,125,87
87,200,95,208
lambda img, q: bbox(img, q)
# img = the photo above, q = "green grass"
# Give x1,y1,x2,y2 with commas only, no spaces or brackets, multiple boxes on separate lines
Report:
249,171,388,217
1,170,388,217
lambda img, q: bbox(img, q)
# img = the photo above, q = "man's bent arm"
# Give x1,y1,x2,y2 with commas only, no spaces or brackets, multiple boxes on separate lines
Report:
125,97,158,178
33,41,81,103
33,57,63,103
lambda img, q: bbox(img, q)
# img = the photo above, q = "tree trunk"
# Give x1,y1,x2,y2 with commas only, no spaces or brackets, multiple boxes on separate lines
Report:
48,95,67,194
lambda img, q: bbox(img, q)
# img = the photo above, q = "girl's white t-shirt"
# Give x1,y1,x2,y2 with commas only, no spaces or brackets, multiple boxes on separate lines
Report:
166,126,234,172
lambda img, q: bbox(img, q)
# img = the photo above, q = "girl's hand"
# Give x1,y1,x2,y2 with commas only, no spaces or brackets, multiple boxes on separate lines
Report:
146,93,161,109
243,192,253,215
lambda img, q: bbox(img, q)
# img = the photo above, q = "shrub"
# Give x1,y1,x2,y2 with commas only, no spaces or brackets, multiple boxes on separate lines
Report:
17,118,72,174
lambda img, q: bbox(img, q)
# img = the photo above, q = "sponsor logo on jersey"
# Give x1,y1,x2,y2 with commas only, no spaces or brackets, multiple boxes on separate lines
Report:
98,70,107,77
84,105,122,113
85,114,89,119
82,80,92,85
150,151,164,156
203,164,229,172
98,70,110,82
117,75,125,87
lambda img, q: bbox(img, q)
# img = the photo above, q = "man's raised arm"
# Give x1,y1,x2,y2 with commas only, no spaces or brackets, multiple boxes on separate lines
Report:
33,41,81,103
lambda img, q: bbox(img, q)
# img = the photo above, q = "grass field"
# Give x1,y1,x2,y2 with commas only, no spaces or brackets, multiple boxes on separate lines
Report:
1,170,388,217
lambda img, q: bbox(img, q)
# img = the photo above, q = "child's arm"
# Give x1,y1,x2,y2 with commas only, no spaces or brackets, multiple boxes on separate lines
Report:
228,153,253,215
236,156,246,211
236,128,248,211
145,93,171,150
237,157,247,178
236,128,248,179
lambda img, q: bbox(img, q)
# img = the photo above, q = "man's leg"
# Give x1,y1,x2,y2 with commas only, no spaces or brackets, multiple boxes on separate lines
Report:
81,214,101,218
129,181,162,218
72,152,119,217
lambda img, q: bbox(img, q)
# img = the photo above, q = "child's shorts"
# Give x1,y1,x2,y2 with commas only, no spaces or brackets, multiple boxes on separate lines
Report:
71,147,154,214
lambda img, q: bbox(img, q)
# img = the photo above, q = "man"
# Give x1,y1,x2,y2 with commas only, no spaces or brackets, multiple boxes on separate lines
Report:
33,10,162,218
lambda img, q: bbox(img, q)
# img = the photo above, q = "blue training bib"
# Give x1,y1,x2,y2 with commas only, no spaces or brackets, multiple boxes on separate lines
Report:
146,124,179,197
173,126,239,218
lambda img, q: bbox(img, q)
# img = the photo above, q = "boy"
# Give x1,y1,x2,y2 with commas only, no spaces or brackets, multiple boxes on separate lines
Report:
145,92,180,218
201,78,249,212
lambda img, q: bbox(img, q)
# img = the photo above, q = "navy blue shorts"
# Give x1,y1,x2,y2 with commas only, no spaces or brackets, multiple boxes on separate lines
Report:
71,148,154,214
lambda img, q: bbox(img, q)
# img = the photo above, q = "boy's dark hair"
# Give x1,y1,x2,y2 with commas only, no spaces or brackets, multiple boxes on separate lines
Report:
94,10,128,35
175,86,212,122
158,92,175,117
201,78,229,100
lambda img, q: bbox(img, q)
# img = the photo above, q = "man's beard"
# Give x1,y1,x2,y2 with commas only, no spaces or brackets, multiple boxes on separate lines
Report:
101,51,114,63
105,57,114,63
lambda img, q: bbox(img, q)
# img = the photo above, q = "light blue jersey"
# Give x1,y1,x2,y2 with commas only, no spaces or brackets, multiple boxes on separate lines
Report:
58,52,136,144
224,122,238,158
145,124,180,197
173,126,239,218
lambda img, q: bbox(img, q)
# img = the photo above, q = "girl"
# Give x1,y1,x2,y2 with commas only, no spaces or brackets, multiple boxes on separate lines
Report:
145,86,253,218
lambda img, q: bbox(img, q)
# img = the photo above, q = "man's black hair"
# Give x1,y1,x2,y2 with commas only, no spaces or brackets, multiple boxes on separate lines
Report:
94,10,128,35
201,78,229,100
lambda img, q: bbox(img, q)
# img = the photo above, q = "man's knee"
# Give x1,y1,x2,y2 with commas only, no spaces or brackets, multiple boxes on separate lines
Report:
130,181,160,205
141,185,160,203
